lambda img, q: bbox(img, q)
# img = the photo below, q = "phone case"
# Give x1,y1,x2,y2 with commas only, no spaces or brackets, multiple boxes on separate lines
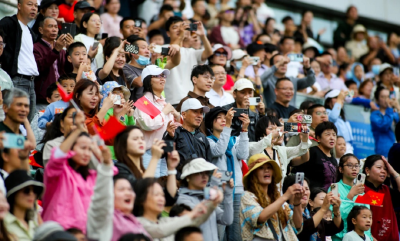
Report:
330,183,338,197
288,54,304,62
298,114,312,124
3,133,25,149
284,122,299,132
218,170,232,182
161,47,170,56
356,173,366,185
295,172,304,186
233,108,248,117
125,45,139,54
249,97,260,106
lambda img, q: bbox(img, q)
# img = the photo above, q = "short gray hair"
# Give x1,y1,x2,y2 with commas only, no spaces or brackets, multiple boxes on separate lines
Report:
3,88,30,108
40,17,57,28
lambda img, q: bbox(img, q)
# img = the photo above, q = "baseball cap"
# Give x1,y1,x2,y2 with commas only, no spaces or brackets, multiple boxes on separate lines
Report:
233,78,255,91
141,65,171,82
231,49,247,60
212,44,232,60
74,1,95,11
379,63,393,75
180,98,210,113
324,89,340,100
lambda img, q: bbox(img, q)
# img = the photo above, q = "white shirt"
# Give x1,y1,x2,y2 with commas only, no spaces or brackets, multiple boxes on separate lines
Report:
74,34,104,73
165,47,205,105
0,169,9,195
17,20,39,76
256,3,275,24
220,26,240,45
206,88,235,107
286,61,302,77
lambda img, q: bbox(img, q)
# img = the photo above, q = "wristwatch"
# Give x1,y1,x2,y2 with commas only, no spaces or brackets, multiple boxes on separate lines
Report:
167,170,177,175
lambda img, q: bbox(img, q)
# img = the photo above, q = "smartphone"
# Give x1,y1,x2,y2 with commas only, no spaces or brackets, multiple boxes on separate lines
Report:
249,97,260,106
284,122,300,132
125,44,139,54
243,5,252,11
162,140,174,153
347,90,354,98
61,23,77,38
249,56,260,66
72,111,77,125
288,53,304,62
101,33,108,39
295,172,304,186
298,114,312,124
330,183,338,197
356,173,366,185
161,47,170,56
134,20,143,28
114,95,121,105
92,41,99,50
154,45,162,53
394,67,399,77
218,170,232,182
233,108,249,117
189,23,198,31
203,187,217,200
3,133,25,149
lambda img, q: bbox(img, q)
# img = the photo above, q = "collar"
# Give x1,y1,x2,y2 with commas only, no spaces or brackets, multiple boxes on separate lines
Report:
41,38,54,48
365,179,383,191
188,91,208,100
144,92,165,102
0,169,9,179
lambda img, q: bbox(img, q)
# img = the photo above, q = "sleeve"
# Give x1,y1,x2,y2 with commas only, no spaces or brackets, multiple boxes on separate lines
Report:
134,107,166,131
260,65,277,89
236,132,249,160
45,147,74,178
122,66,138,87
86,115,104,135
208,26,226,46
285,140,311,162
328,103,342,123
126,115,136,126
216,185,234,225
86,163,114,241
207,127,232,158
296,218,317,238
351,97,372,108
286,134,300,147
34,46,60,72
195,48,205,64
323,218,344,236
38,105,54,129
139,216,195,239
370,109,395,132
248,133,272,157
240,192,265,229
296,68,316,89
342,233,353,241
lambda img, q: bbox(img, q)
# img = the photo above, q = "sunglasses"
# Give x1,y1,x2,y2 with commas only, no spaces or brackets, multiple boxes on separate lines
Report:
214,52,227,57
21,186,35,195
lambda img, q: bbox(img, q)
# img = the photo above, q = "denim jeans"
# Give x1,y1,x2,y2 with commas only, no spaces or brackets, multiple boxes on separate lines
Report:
142,149,168,178
218,193,243,241
12,76,36,121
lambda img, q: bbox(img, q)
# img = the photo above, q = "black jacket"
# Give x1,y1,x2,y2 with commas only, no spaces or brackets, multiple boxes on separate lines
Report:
0,15,37,77
222,102,262,142
163,126,213,174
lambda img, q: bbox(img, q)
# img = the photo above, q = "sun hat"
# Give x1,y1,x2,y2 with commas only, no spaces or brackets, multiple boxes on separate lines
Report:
33,221,77,241
5,170,44,198
141,65,171,82
242,154,282,189
212,44,232,60
379,63,393,76
205,106,227,130
324,89,340,100
101,81,131,101
180,98,210,113
233,78,255,91
181,158,217,179
231,49,248,60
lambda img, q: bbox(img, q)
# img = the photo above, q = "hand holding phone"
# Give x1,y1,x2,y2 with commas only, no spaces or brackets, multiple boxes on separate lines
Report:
249,97,260,106
233,108,249,117
218,170,232,182
204,187,218,200
161,47,170,56
162,140,174,154
125,44,139,54
330,183,338,197
3,133,25,149
288,54,304,62
295,172,304,186
91,41,100,51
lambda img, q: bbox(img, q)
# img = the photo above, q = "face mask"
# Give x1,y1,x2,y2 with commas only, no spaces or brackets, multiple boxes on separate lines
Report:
136,55,150,66
345,71,353,80
372,65,380,76
235,61,242,70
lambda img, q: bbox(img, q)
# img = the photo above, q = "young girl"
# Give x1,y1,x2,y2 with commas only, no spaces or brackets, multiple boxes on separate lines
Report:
329,154,373,241
100,0,123,38
343,206,372,241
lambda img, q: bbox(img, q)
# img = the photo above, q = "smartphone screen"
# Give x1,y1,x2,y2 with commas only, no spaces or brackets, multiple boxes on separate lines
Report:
288,53,304,62
92,41,100,50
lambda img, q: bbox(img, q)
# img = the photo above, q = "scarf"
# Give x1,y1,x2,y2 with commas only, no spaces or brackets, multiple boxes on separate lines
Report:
208,135,236,183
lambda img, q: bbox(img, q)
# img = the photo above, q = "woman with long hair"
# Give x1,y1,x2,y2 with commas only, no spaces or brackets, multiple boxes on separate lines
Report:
74,12,104,72
240,154,304,240
282,175,343,241
362,155,400,241
0,190,13,241
4,170,44,240
135,177,216,241
133,65,180,178
41,111,111,233
328,154,373,241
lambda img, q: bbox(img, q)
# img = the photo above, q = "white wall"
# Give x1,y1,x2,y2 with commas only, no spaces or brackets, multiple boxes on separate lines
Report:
294,0,400,25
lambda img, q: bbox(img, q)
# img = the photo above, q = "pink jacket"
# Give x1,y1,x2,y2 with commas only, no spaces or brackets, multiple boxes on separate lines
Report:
42,147,97,233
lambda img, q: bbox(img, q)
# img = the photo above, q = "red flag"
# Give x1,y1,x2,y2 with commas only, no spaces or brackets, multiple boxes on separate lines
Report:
57,84,73,102
95,116,126,141
29,150,43,168
355,190,385,206
241,160,249,176
134,96,161,119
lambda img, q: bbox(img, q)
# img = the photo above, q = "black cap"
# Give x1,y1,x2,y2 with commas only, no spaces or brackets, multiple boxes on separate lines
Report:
5,170,44,198
246,41,265,56
205,106,227,131
74,1,95,11
39,0,60,10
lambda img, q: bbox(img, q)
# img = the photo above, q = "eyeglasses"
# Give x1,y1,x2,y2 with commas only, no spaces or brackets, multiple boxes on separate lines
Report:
343,164,360,169
152,74,166,79
315,111,328,116
22,186,35,195
0,42,5,49
90,19,102,24
214,52,227,57
213,71,226,76
201,74,215,81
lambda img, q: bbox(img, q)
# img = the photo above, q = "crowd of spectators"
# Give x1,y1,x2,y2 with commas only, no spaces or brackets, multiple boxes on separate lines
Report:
0,0,399,241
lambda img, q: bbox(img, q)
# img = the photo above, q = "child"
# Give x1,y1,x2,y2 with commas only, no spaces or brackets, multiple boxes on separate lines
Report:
148,29,165,45
38,75,76,130
66,42,89,80
33,83,62,145
343,206,372,241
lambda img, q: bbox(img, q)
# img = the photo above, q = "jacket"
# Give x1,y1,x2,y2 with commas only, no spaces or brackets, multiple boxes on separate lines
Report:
176,183,234,241
4,212,38,241
163,126,213,173
327,103,353,143
33,39,68,101
370,108,399,157
208,25,245,49
222,102,262,142
0,15,37,77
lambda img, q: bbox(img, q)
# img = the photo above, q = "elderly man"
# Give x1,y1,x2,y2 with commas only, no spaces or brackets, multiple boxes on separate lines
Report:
34,17,73,109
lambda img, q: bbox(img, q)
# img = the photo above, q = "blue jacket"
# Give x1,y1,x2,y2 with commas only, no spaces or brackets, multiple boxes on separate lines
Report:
370,108,399,157
327,103,353,142
38,100,70,129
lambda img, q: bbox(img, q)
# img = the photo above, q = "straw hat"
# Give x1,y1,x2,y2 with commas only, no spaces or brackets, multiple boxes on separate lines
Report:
242,154,282,189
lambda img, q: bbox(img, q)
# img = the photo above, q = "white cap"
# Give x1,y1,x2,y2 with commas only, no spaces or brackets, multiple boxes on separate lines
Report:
141,65,170,82
212,44,232,60
379,63,393,75
181,98,210,113
324,89,340,99
181,158,217,179
233,78,255,91
231,49,247,60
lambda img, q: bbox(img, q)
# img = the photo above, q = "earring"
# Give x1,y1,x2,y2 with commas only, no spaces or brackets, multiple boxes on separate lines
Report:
367,173,369,176
186,179,190,182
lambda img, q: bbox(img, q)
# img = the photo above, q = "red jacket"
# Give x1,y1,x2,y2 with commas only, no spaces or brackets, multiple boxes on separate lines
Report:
365,181,399,241
58,1,78,23
208,25,245,49
33,39,69,102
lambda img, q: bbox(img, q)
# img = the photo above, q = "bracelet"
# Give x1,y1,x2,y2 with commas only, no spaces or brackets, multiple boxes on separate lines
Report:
394,173,400,179
241,129,248,132
167,170,177,175
293,203,301,206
